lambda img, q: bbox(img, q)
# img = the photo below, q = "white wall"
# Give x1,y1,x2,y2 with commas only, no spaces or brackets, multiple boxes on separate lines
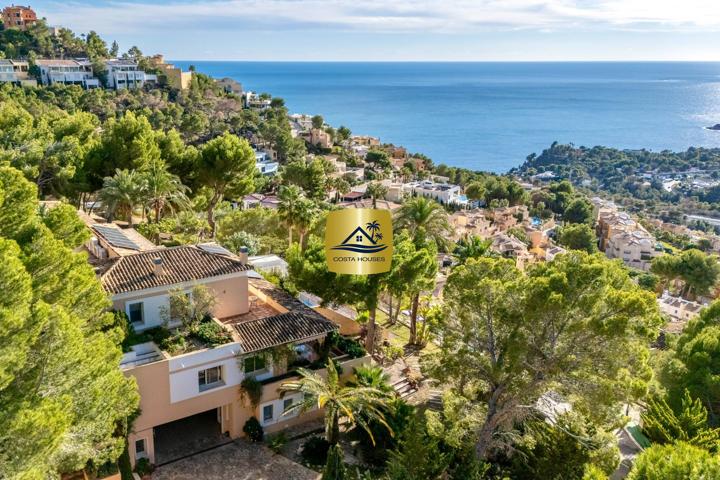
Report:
167,343,276,403
169,343,244,403
259,392,304,427
113,274,249,330
125,293,170,331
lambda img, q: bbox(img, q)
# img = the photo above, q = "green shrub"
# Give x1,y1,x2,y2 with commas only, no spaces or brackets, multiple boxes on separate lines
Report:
194,321,233,346
94,460,119,478
243,416,264,442
325,331,366,359
322,443,347,480
301,436,330,466
134,457,152,477
118,442,133,480
340,337,366,358
159,333,187,355
240,377,263,408
268,431,289,453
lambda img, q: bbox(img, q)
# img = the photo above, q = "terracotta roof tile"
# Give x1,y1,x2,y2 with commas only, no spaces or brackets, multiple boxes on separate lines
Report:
233,312,336,353
101,245,251,295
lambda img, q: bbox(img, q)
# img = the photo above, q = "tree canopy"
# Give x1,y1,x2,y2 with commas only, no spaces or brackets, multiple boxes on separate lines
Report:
0,167,138,478
424,252,662,459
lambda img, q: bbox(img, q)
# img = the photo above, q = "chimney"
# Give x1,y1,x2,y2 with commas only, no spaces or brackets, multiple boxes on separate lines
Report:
152,257,164,276
238,246,249,265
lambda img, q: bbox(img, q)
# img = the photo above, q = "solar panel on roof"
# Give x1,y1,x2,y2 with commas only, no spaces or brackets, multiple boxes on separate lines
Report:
197,243,234,256
92,224,140,250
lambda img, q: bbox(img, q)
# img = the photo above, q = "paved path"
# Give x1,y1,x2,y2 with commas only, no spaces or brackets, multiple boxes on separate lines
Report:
152,440,320,480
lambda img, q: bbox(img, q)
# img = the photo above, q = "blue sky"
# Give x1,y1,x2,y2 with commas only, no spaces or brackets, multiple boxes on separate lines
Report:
28,0,720,61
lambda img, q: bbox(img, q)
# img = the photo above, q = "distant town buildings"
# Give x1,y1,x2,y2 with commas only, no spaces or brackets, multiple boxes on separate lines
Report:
1,4,37,30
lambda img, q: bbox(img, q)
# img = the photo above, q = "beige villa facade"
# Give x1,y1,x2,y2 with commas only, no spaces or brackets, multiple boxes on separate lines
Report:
91,240,368,467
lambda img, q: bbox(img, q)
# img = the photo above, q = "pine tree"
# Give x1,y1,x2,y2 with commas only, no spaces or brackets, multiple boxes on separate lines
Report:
641,390,720,451
0,167,139,478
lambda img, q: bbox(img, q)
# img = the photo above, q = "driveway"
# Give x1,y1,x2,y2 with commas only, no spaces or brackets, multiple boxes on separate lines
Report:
152,440,320,480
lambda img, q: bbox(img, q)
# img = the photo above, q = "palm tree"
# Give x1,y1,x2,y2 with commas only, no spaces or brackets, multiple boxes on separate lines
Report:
278,184,303,246
348,365,393,393
394,196,451,249
99,169,144,226
280,360,392,446
453,235,493,264
366,182,388,209
332,177,350,203
139,160,190,223
295,198,318,251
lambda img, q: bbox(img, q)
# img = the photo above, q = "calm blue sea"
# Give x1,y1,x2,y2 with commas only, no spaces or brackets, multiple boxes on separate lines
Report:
174,61,720,173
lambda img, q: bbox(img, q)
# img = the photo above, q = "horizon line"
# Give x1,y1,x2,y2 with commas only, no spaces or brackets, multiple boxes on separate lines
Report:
169,59,720,63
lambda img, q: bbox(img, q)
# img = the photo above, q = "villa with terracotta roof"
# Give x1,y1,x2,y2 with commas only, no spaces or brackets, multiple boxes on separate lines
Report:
82,220,368,467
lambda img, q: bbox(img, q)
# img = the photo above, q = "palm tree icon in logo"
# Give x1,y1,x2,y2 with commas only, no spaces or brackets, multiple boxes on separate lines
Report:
366,221,381,241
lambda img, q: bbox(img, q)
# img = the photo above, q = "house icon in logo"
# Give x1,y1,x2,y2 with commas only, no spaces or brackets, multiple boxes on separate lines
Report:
331,220,388,254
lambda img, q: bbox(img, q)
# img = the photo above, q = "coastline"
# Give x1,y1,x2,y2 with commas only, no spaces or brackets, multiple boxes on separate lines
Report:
176,60,720,173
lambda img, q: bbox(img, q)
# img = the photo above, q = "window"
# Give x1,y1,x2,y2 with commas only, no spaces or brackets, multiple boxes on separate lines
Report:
128,302,144,324
135,439,146,457
243,355,267,374
263,404,274,422
198,366,223,391
283,398,294,412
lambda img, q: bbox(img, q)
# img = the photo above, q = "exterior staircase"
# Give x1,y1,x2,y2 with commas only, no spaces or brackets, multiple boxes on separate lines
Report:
427,389,443,411
391,377,418,399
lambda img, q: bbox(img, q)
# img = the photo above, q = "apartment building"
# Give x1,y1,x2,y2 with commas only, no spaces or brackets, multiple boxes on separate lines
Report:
35,59,100,88
1,4,37,30
104,59,157,90
148,54,193,90
605,229,663,271
93,243,367,467
0,59,36,86
597,206,663,271
596,207,639,251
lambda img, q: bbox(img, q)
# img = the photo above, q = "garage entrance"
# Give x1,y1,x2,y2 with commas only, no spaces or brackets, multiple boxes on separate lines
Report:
153,408,230,465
